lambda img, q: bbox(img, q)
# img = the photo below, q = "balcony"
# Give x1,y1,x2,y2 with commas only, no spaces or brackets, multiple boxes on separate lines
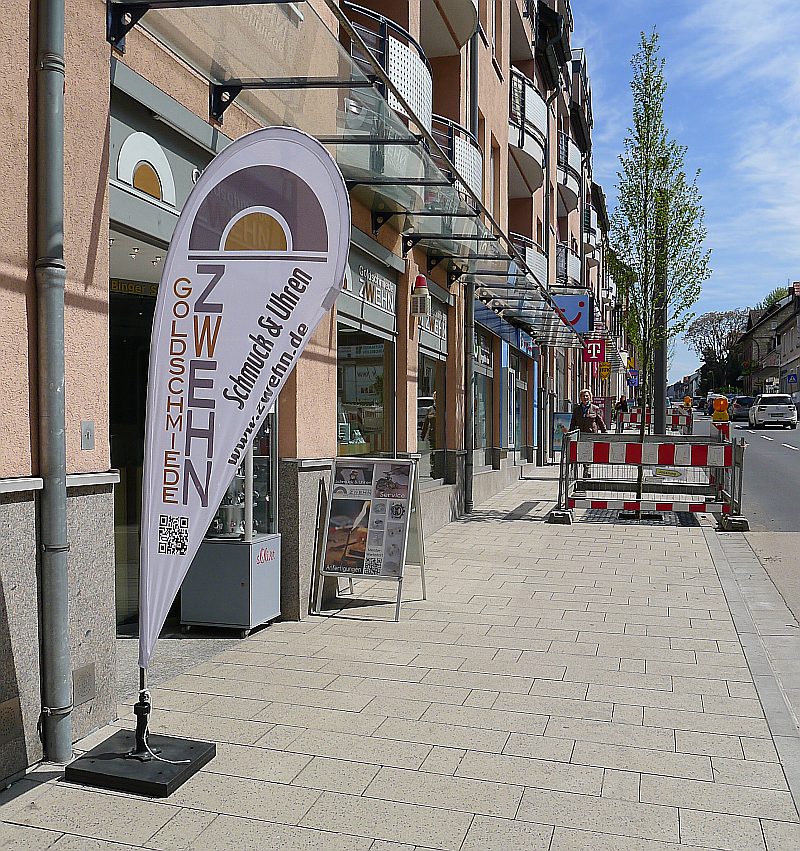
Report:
510,232,548,287
583,204,598,265
508,69,547,196
536,1,570,89
431,114,483,202
570,48,592,152
420,0,478,57
343,2,433,132
557,131,581,213
556,242,581,286
511,1,536,63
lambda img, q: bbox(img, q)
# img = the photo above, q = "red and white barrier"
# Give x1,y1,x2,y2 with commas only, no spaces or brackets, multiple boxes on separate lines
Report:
567,498,731,513
568,439,732,467
619,410,692,428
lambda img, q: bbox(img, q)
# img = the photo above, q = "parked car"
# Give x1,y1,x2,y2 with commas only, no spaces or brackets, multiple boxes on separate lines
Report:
730,396,754,421
694,397,707,411
748,394,798,429
792,391,800,415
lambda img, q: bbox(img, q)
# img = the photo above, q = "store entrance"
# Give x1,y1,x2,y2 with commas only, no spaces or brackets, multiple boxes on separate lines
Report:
109,231,162,627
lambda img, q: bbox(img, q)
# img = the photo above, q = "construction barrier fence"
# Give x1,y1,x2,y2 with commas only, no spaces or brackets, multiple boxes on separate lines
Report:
550,430,747,528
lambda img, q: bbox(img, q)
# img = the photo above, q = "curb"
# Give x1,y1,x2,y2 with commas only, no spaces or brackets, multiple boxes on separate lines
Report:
704,527,800,815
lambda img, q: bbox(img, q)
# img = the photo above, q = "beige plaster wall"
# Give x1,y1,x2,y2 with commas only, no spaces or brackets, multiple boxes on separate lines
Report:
0,0,112,478
0,3,35,478
63,0,112,474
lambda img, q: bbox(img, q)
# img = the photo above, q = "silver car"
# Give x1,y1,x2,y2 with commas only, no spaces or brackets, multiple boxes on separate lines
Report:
748,394,798,429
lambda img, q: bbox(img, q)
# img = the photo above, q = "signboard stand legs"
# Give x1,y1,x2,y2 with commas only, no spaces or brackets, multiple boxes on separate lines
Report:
314,458,426,621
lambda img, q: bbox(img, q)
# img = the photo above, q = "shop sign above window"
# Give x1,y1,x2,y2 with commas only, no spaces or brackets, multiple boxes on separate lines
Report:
419,300,448,341
343,253,397,316
474,330,493,368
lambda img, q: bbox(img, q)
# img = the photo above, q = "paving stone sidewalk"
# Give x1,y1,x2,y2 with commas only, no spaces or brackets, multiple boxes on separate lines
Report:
2,469,800,850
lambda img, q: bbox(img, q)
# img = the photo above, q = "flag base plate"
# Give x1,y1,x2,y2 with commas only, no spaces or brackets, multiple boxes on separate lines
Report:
64,729,215,797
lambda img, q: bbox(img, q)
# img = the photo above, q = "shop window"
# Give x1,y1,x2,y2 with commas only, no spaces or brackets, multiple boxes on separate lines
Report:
337,325,393,456
475,373,493,450
132,161,162,200
510,351,529,453
417,354,446,483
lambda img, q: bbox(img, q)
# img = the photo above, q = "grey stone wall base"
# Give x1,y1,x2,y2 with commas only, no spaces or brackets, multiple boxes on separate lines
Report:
0,485,116,787
278,459,332,621
490,447,508,470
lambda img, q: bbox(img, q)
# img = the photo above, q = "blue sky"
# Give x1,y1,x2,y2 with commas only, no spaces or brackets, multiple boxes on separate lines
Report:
571,0,800,383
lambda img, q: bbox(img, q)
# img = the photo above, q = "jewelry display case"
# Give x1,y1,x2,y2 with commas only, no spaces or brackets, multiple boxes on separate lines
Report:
180,411,281,637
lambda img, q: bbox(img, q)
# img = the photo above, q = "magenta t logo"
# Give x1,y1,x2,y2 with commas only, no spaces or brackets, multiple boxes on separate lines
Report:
583,339,605,363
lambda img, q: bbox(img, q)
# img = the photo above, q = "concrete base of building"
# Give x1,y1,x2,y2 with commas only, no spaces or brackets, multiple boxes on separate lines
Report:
0,484,117,787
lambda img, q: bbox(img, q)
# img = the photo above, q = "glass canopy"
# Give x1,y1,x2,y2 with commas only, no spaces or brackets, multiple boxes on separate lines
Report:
108,0,579,346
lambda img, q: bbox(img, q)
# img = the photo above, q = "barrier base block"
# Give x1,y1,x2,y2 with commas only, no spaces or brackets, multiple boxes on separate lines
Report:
718,515,750,532
547,510,573,525
65,729,215,798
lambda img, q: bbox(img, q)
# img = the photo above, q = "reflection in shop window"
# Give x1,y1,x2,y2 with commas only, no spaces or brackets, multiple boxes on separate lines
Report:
417,354,446,482
337,325,393,456
474,373,493,449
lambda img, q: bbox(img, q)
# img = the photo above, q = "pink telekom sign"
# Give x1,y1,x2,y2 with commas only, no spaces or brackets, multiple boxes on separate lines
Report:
137,127,351,669
583,338,606,362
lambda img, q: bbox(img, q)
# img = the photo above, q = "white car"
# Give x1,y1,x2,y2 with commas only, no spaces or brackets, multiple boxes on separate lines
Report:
748,394,798,429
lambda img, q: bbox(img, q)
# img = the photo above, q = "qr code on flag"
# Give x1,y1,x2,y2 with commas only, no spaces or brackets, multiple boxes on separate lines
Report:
158,515,189,555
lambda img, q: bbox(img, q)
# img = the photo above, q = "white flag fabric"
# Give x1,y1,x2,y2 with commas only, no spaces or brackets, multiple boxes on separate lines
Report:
138,127,351,668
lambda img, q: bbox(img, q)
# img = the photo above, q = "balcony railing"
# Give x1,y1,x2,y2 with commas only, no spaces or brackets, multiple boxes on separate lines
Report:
510,69,547,142
557,131,581,175
510,232,548,286
343,2,433,132
583,204,598,235
431,114,483,202
556,242,581,286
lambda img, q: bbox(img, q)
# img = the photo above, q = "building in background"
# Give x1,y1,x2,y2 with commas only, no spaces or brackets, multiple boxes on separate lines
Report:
0,0,628,783
741,292,799,397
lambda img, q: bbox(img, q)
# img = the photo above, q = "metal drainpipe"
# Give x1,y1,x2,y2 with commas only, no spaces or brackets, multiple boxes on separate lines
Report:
579,153,587,394
464,31,479,513
36,0,72,762
539,79,560,466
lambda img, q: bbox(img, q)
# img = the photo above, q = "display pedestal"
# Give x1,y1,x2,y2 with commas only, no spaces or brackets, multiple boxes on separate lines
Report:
65,729,215,797
181,534,281,637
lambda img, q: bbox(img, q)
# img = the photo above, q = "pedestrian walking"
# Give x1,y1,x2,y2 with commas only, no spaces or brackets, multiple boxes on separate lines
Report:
614,394,629,433
569,388,607,477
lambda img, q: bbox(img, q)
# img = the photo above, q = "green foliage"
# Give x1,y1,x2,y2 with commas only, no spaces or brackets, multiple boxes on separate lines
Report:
608,30,710,399
755,286,789,311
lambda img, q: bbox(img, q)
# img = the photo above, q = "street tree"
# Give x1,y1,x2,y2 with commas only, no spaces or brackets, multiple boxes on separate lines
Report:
608,30,710,436
756,286,789,311
607,30,710,506
684,309,748,389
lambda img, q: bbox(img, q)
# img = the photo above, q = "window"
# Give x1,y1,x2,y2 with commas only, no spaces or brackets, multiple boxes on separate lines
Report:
474,329,494,450
337,325,393,456
510,352,528,452
475,373,493,449
417,354,446,482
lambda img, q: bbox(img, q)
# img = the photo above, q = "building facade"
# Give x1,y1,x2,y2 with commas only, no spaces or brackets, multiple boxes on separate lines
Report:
1,0,628,783
741,294,799,397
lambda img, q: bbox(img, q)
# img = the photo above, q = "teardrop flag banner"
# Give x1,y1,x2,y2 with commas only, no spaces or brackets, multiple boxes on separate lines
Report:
138,127,351,668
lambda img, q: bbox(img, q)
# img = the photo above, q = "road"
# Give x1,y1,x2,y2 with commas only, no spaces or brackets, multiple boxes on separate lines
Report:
713,413,800,532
